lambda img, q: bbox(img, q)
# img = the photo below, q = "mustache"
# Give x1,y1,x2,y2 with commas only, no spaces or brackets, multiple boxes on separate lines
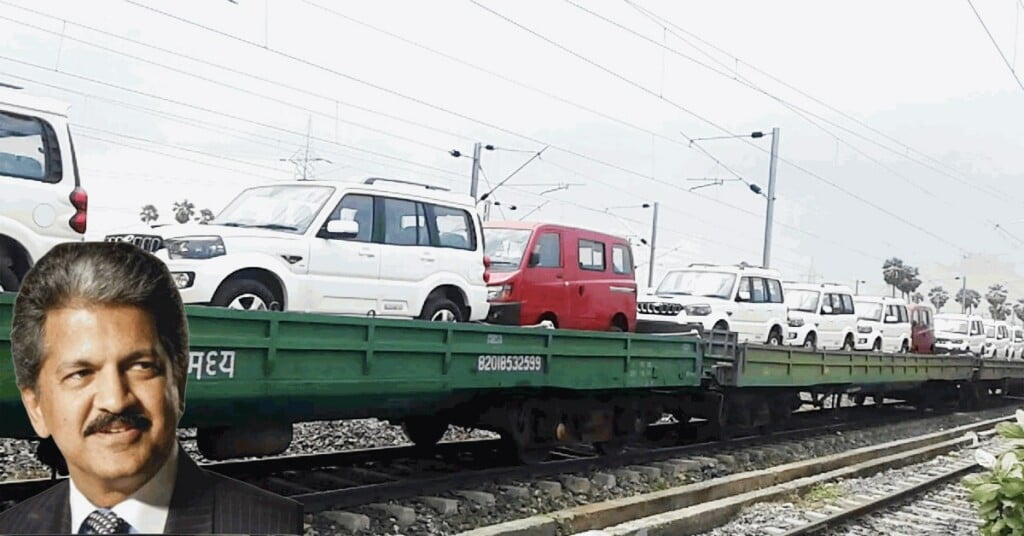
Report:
84,411,152,436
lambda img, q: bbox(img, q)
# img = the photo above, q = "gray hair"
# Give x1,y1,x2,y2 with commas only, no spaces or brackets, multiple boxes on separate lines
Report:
10,241,189,402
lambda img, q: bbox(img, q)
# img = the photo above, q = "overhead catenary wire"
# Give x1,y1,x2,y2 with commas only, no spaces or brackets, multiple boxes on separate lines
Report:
1,71,464,187
114,0,888,263
469,0,972,254
966,0,1024,91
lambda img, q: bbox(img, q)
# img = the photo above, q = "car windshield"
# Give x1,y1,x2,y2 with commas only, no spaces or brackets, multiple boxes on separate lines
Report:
935,318,969,334
483,228,533,270
656,271,736,299
214,185,333,234
856,302,882,321
986,325,995,337
785,289,819,312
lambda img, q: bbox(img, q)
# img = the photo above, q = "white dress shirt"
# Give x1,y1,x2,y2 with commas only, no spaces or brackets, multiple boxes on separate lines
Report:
69,445,179,534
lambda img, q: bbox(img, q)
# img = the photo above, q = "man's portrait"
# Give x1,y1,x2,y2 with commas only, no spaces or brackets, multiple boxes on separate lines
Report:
0,241,302,534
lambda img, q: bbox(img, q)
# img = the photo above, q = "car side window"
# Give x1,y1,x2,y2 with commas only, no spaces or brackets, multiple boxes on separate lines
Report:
749,277,767,303
578,239,605,271
383,198,426,246
737,276,752,302
327,194,374,242
611,244,633,275
532,233,561,267
824,293,839,314
898,306,909,323
766,279,784,303
430,204,476,250
0,111,60,183
841,294,855,314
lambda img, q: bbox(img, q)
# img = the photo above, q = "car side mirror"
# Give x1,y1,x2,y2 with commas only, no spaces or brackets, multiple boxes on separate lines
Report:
884,314,898,323
736,290,750,302
528,252,541,267
325,219,359,238
821,305,833,315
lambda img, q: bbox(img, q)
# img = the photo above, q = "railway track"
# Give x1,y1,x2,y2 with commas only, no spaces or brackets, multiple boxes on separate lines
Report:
2,401,1014,526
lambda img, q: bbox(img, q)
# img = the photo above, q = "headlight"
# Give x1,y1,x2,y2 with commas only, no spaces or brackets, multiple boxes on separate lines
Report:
788,318,804,328
857,326,872,334
488,284,513,301
165,236,226,259
683,304,712,316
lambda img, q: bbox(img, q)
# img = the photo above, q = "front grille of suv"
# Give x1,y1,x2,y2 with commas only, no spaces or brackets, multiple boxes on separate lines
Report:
638,302,683,316
105,234,164,253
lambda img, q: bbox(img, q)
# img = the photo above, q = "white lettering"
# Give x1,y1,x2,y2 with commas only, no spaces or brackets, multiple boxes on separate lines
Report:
188,351,204,380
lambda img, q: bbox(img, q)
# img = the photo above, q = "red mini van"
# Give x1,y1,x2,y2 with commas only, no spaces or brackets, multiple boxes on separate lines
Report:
483,221,638,331
908,303,935,354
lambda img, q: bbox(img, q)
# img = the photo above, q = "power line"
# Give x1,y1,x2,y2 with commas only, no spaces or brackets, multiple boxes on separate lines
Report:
0,0,477,145
114,1,879,261
966,0,1024,91
0,55,467,180
470,0,970,253
0,9,462,158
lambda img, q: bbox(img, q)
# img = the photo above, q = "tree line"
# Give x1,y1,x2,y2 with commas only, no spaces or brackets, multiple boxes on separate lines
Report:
883,257,1021,321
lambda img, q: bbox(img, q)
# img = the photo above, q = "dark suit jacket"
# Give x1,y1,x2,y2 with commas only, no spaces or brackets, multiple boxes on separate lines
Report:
0,447,303,534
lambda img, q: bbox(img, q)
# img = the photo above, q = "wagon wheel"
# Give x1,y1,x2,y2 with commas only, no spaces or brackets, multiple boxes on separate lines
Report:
402,417,449,449
501,402,549,464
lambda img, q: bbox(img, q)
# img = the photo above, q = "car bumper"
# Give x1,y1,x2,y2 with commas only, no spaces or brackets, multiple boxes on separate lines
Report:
854,334,876,351
635,319,705,335
485,301,522,325
159,254,245,304
934,342,969,354
785,324,812,346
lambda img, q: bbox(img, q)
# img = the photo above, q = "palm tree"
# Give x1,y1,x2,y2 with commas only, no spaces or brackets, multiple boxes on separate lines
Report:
195,208,215,224
895,266,921,300
928,286,949,312
986,284,1009,320
139,204,159,226
956,288,982,314
882,258,904,298
173,199,195,224
1014,299,1024,323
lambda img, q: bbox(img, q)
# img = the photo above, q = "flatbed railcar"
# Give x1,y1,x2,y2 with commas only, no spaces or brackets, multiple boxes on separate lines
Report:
1,293,1022,465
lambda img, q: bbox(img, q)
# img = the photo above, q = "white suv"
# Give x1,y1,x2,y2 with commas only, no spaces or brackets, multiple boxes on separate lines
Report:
0,89,86,291
636,263,788,344
983,320,1011,359
934,313,985,355
105,179,489,322
853,296,911,353
783,282,857,351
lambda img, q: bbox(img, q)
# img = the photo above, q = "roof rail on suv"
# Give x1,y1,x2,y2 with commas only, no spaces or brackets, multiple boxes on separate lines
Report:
0,82,23,90
363,177,451,191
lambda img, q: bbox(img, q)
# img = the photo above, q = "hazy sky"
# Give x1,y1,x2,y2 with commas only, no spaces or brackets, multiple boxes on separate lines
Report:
4,0,1024,301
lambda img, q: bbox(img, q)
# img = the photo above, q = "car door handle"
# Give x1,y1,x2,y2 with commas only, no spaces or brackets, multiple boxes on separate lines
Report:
421,256,436,262
555,274,564,279
358,250,376,258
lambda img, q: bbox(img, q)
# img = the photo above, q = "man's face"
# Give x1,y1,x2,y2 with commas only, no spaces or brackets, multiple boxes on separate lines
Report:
20,303,181,494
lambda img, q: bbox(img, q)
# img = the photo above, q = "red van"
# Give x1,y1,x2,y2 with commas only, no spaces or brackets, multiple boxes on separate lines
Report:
908,303,935,354
483,221,638,331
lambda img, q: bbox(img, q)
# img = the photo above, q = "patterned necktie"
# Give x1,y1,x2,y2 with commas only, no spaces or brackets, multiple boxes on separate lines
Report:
79,509,132,535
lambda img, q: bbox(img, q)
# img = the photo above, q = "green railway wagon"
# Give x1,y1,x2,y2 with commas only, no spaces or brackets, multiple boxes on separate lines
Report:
697,341,979,433
0,294,703,460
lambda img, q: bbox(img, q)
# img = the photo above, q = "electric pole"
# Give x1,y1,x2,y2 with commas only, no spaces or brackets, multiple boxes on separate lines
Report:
762,127,779,269
469,142,482,201
648,201,659,288
281,116,330,180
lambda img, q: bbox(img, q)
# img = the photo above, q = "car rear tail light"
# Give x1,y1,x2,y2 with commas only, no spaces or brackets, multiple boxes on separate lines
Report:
483,255,491,283
69,187,87,234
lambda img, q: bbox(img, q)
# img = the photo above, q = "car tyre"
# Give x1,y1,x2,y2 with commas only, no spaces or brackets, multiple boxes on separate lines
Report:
766,327,783,346
420,296,464,323
872,338,882,352
0,252,18,292
841,335,855,351
803,333,817,350
212,279,281,311
900,340,910,353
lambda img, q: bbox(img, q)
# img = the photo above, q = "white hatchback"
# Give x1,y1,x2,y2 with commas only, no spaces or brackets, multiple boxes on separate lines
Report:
0,89,86,291
983,320,1011,359
636,263,789,345
853,296,911,353
783,283,858,351
105,178,489,322
934,313,985,355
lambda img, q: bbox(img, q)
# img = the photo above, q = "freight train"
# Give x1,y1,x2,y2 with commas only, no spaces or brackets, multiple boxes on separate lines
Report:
2,293,1022,467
